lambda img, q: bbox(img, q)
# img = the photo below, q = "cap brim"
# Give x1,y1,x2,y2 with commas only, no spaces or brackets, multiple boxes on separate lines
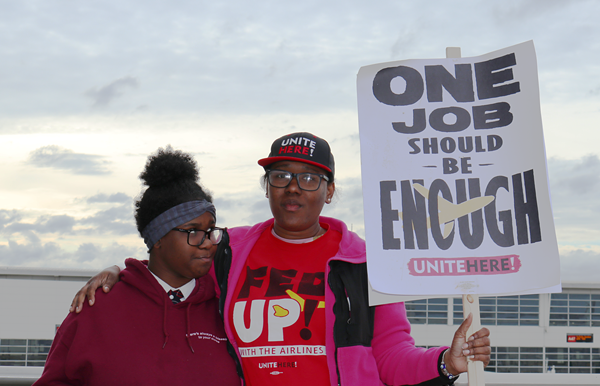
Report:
257,156,332,173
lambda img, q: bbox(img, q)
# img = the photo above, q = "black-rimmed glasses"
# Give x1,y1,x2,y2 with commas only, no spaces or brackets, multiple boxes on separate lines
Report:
171,227,225,246
266,169,329,191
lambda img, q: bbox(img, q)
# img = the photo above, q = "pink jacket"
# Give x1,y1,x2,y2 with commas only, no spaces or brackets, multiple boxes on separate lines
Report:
221,217,449,386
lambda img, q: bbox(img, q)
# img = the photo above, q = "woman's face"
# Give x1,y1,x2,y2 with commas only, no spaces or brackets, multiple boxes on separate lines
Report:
149,211,217,288
266,160,335,239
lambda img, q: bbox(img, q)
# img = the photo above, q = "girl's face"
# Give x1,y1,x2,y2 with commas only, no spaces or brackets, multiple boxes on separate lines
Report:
266,161,335,239
149,211,217,288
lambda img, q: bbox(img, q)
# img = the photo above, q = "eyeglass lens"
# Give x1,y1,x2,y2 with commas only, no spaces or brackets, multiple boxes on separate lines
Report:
268,171,323,191
188,228,223,246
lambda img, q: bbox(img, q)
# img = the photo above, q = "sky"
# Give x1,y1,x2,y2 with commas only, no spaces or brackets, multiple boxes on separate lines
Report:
0,0,598,284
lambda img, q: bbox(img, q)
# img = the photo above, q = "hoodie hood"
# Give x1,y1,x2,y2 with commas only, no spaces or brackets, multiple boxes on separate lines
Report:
121,258,216,305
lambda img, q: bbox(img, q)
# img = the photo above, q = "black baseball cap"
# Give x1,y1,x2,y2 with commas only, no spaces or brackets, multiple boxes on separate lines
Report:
258,132,335,178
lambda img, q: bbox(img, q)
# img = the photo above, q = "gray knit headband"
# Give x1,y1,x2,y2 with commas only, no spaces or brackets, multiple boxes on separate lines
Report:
141,200,216,250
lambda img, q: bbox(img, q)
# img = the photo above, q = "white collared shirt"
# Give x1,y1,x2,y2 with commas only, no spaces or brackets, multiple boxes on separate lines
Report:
148,269,195,302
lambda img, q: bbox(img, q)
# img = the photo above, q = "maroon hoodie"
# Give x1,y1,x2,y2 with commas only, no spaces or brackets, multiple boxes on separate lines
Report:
34,258,240,386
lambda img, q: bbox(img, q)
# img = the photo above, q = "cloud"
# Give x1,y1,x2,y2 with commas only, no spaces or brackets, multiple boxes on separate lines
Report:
38,215,77,234
1,1,598,120
0,210,23,228
72,242,141,263
79,204,137,236
390,28,416,59
560,248,600,283
26,145,112,175
321,176,365,237
3,214,76,235
0,202,139,269
493,0,571,23
213,190,271,227
0,203,136,239
0,237,142,269
547,155,600,244
86,192,131,204
549,154,600,195
85,76,140,108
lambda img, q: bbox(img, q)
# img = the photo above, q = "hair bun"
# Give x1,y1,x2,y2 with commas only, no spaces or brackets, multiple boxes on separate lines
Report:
140,145,199,187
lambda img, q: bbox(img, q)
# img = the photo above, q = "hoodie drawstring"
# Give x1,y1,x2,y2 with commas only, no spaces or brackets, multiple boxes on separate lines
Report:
162,297,170,349
162,296,195,354
185,303,194,353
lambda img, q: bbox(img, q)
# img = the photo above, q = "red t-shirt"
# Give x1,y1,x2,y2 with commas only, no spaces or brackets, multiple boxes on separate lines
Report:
229,224,342,386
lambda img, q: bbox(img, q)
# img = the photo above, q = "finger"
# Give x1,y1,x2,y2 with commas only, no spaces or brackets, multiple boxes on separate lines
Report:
77,287,92,313
70,291,86,313
449,313,473,356
469,345,491,355
462,343,491,357
89,277,108,306
456,313,473,338
469,352,490,366
467,336,490,349
468,327,490,341
103,271,119,292
85,282,101,306
70,266,122,313
445,313,475,375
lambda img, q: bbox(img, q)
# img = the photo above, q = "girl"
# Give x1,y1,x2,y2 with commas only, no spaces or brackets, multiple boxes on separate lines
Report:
36,147,240,386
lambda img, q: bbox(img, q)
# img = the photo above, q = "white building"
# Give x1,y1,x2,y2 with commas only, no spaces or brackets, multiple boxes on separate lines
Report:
1,266,599,385
407,283,600,384
0,266,97,385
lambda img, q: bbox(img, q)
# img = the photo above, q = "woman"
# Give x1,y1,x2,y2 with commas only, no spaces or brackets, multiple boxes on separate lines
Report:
72,133,490,386
37,147,240,386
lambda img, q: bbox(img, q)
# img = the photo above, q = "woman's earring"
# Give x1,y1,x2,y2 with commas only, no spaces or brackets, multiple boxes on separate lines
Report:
326,197,331,203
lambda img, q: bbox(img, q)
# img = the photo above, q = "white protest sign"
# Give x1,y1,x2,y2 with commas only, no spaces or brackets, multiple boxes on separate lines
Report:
357,41,560,297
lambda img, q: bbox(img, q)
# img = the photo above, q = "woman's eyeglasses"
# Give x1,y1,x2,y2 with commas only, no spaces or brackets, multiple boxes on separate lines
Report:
266,169,329,191
171,227,225,246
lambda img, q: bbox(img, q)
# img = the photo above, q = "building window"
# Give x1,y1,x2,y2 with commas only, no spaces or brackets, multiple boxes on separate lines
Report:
405,298,448,325
519,347,544,373
484,347,600,374
547,347,600,374
546,347,568,373
0,339,52,367
549,293,600,327
453,298,463,325
453,295,539,326
486,347,544,373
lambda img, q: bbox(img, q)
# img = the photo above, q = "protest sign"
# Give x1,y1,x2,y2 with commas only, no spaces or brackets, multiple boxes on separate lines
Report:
357,41,561,297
